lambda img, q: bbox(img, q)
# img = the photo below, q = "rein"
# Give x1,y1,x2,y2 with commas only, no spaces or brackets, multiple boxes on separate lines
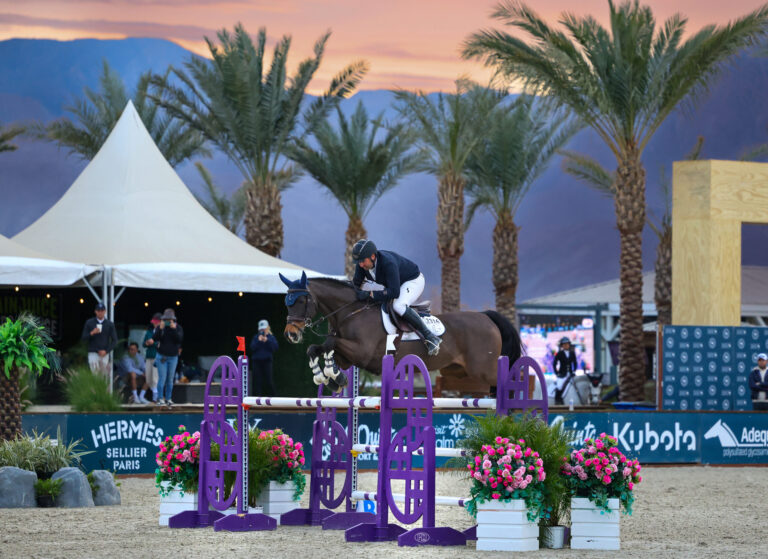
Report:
287,288,372,336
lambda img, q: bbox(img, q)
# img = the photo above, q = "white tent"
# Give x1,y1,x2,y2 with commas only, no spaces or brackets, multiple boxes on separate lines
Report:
13,101,320,293
0,233,98,286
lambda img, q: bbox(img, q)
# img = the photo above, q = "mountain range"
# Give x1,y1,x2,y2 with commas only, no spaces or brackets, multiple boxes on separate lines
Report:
1,38,767,308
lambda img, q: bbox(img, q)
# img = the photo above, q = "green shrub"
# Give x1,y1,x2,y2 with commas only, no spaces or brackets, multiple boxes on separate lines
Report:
34,477,63,498
63,366,122,412
450,412,573,525
0,427,92,477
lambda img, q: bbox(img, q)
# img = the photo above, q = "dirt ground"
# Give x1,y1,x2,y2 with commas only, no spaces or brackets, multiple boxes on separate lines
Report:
2,467,767,559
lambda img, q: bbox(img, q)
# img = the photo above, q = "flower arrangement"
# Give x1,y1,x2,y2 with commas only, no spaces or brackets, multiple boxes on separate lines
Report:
466,436,547,521
247,428,306,502
562,433,642,514
155,425,200,497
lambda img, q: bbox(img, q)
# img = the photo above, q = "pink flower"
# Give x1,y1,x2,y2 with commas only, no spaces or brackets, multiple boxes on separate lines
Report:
491,493,501,499
174,466,181,472
603,475,611,484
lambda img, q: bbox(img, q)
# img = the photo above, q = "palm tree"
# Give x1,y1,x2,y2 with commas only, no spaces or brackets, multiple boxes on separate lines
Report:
43,60,209,166
151,25,368,257
394,81,506,312
464,0,768,400
0,314,59,441
466,97,579,322
562,136,704,328
0,122,24,153
287,102,422,277
193,162,247,235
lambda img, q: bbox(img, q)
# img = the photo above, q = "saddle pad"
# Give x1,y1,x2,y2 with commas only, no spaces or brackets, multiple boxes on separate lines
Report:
381,307,445,341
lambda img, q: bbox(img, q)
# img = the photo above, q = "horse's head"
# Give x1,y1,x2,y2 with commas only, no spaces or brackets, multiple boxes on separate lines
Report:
279,271,317,344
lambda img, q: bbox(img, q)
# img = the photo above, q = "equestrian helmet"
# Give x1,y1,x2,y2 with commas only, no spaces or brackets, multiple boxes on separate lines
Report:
559,336,571,345
352,239,377,261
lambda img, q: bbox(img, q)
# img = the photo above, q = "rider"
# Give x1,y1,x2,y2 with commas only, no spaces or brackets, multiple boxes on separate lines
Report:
553,336,578,405
351,239,441,356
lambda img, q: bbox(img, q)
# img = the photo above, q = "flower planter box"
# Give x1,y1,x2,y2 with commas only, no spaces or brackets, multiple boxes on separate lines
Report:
571,497,620,550
253,480,299,525
158,486,264,527
476,500,539,551
159,487,197,527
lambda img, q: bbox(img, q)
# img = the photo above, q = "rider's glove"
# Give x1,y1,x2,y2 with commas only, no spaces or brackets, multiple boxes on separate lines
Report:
355,289,369,301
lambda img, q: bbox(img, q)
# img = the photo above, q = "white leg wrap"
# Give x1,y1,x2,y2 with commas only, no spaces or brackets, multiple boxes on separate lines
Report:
309,356,327,386
323,351,340,380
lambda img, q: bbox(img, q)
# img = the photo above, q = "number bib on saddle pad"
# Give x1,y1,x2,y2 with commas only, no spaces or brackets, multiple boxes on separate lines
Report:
380,307,445,340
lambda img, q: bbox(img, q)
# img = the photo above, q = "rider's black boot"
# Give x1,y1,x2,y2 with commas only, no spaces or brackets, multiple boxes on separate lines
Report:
402,307,441,356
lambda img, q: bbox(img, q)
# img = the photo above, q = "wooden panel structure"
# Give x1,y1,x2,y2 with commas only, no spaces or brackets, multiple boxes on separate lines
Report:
672,160,768,325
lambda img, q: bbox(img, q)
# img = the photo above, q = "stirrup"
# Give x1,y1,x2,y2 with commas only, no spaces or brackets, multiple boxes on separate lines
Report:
425,336,441,356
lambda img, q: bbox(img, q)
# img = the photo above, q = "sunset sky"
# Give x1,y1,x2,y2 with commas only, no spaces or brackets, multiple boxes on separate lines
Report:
1,0,765,92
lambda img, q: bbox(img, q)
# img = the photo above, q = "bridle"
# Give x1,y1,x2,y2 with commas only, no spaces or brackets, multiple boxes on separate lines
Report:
286,288,372,336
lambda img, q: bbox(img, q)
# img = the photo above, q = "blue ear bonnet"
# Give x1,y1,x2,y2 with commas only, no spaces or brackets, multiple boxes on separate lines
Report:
285,290,307,307
279,271,309,307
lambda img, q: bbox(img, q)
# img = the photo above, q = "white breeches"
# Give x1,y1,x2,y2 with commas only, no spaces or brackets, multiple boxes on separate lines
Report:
392,273,425,316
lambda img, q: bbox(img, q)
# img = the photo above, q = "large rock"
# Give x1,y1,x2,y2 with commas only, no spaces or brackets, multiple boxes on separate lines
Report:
90,470,121,506
52,467,94,507
0,466,37,508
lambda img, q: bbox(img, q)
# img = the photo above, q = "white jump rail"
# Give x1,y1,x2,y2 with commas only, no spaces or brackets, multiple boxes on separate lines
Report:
351,491,467,508
351,444,466,458
242,396,497,410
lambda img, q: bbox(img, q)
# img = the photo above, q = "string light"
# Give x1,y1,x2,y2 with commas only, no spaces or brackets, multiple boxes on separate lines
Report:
238,292,243,297
144,302,149,307
14,286,19,292
79,298,84,304
45,293,51,299
207,297,213,302
176,300,181,306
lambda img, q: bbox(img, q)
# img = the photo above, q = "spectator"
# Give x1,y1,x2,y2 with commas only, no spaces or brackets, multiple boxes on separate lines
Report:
749,353,768,401
553,336,578,405
117,342,147,404
80,302,117,378
142,313,161,402
249,319,279,396
153,308,184,408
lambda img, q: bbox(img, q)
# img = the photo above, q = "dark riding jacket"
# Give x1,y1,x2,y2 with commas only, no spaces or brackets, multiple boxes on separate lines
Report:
352,250,420,303
553,349,578,378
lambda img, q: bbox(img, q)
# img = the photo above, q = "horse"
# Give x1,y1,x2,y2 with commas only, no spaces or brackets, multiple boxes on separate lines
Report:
279,272,522,392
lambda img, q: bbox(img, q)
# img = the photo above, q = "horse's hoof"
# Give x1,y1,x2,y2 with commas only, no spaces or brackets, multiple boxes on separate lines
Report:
335,371,348,389
327,378,341,393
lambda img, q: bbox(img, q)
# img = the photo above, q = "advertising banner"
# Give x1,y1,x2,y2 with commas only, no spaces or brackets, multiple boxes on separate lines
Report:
23,410,768,475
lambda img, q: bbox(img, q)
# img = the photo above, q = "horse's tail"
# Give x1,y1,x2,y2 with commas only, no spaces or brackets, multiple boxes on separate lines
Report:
482,310,522,363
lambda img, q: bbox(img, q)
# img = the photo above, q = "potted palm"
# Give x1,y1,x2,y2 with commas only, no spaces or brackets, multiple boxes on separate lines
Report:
0,313,59,441
563,433,642,549
35,478,63,507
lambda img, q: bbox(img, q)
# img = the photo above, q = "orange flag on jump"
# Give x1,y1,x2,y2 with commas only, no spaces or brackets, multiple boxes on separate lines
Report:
236,336,245,354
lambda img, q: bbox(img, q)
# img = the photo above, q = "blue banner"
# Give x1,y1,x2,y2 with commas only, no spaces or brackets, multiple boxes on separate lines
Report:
663,325,768,411
23,410,768,474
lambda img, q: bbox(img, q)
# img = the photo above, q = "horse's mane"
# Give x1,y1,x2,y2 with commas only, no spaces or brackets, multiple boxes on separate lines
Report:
308,277,355,290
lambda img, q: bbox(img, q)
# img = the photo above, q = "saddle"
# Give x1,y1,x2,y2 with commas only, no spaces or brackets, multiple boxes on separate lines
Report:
384,300,432,333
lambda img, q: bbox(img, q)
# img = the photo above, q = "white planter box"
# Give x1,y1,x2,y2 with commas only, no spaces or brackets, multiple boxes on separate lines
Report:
253,480,299,525
158,483,263,526
476,499,539,551
571,497,620,550
158,486,197,527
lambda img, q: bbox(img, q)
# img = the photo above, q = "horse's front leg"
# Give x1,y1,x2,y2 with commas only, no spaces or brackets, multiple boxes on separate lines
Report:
307,338,348,392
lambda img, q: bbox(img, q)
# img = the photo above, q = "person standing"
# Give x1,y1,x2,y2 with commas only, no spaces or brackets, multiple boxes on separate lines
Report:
142,312,161,402
749,353,768,402
81,302,117,379
249,319,279,396
152,308,183,407
553,336,578,405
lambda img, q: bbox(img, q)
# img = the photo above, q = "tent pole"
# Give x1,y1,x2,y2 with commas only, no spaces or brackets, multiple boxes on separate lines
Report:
106,267,114,394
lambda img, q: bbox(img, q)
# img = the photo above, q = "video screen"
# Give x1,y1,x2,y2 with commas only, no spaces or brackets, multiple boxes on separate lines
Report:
519,314,595,374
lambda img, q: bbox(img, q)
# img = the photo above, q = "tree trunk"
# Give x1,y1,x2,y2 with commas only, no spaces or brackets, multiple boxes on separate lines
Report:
654,223,672,327
614,148,647,402
0,368,21,441
244,177,284,257
437,173,465,312
345,215,367,279
493,210,519,323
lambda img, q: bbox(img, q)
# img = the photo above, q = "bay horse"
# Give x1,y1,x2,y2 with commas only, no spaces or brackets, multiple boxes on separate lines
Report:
279,272,521,391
